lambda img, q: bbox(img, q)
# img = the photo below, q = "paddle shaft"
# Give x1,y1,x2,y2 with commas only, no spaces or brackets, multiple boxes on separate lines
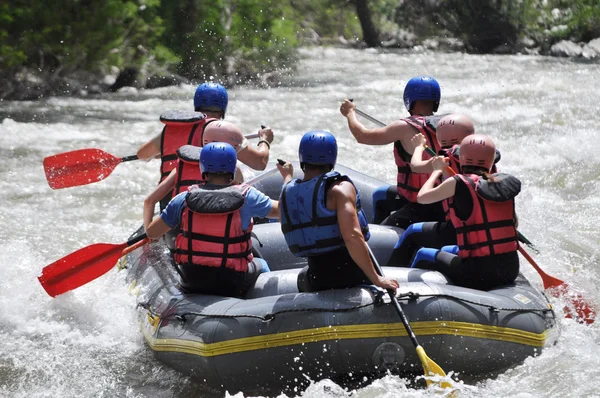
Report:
127,232,148,247
517,245,562,288
244,159,286,185
119,132,260,161
123,235,150,256
355,108,386,127
121,155,139,162
366,245,421,349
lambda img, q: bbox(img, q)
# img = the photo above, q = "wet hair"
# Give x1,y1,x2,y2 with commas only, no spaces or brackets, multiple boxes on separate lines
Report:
203,171,234,182
301,163,334,173
409,100,436,116
195,107,225,118
461,165,498,182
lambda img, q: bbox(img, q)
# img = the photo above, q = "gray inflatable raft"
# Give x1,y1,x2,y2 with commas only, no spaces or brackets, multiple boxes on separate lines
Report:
122,163,558,396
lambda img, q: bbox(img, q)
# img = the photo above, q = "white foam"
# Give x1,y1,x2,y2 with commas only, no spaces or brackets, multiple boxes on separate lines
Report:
1,47,600,398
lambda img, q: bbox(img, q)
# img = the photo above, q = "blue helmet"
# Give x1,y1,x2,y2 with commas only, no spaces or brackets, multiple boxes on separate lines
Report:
403,76,441,112
299,130,338,168
194,82,228,114
200,142,237,178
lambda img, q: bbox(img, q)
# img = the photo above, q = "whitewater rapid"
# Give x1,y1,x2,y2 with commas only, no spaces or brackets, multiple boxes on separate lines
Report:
1,47,599,397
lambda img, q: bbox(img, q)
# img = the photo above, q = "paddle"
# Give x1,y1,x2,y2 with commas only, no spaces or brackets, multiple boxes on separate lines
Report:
38,233,149,297
366,245,453,389
38,160,286,298
353,106,596,324
44,133,262,190
517,244,596,325
43,149,138,190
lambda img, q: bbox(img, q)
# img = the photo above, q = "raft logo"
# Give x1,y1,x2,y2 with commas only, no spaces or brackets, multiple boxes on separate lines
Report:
513,293,532,304
372,342,405,372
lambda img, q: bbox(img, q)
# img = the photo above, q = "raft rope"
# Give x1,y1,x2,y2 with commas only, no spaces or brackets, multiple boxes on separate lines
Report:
137,289,554,323
397,291,555,316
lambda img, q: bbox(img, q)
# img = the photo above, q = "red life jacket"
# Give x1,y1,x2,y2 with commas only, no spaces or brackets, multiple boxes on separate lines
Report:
394,115,441,202
438,146,502,220
173,145,204,196
174,184,254,272
159,110,216,184
449,173,520,259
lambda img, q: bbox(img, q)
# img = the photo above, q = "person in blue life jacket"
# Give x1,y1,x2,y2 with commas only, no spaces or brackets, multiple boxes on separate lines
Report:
279,130,399,293
409,134,521,290
340,76,447,228
145,142,293,297
137,83,275,201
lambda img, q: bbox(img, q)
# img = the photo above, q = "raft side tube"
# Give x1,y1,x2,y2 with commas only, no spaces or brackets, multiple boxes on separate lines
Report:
244,161,391,223
251,223,404,272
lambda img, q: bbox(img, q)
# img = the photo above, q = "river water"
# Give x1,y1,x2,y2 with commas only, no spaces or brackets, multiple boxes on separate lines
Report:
1,47,599,397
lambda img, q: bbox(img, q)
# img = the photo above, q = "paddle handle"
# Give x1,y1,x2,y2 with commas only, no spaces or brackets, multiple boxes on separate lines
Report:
244,125,268,140
121,155,139,163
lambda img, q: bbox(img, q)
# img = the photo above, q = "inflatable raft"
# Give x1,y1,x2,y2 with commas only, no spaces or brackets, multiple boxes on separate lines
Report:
121,162,558,396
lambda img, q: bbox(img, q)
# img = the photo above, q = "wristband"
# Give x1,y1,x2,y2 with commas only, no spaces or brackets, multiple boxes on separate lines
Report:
258,140,271,149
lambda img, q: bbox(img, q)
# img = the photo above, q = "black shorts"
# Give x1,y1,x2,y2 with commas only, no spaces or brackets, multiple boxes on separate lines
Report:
381,201,446,229
298,247,370,292
416,250,520,291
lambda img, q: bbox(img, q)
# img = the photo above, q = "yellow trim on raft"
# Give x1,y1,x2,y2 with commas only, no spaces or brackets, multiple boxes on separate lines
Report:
142,320,548,357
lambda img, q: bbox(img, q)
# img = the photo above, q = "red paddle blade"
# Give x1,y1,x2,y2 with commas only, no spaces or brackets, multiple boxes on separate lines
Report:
38,242,127,297
518,247,597,324
548,284,597,325
43,149,122,189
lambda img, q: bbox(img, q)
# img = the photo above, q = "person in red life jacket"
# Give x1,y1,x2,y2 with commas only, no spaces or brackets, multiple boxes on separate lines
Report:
279,130,399,293
142,120,251,230
410,113,475,175
339,76,446,228
137,82,274,209
145,142,293,297
386,114,476,266
410,134,521,290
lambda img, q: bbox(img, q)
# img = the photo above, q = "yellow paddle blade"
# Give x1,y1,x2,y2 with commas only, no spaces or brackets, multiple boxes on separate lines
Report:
416,346,454,390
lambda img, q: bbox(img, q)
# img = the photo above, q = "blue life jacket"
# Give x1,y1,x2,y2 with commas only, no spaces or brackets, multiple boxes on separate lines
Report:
280,171,370,257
